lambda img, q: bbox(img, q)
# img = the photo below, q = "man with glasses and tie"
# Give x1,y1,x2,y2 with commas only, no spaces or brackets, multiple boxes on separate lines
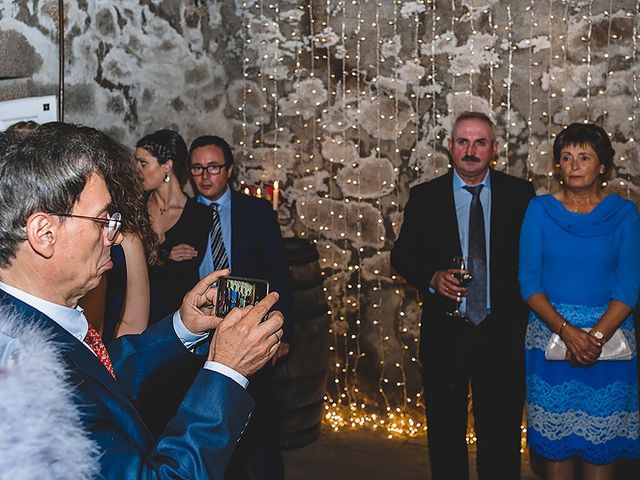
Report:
391,112,535,480
0,122,286,479
189,135,293,480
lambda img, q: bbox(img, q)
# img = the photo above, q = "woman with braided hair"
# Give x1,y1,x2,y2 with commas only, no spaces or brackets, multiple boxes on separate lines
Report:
135,129,212,326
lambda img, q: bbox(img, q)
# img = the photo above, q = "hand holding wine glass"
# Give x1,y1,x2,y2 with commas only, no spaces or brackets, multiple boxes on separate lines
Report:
446,256,473,317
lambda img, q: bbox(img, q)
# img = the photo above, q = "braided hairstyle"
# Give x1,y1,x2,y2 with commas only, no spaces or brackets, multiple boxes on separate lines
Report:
136,129,189,184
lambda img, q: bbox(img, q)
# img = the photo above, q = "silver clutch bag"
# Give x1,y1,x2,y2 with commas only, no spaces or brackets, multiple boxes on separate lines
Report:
545,328,632,361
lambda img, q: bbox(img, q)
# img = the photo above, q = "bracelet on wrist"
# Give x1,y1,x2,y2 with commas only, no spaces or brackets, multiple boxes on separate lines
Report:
558,320,568,337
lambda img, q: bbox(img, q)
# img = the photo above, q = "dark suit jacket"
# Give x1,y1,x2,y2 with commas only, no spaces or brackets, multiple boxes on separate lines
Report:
230,190,294,344
0,289,254,480
391,169,535,359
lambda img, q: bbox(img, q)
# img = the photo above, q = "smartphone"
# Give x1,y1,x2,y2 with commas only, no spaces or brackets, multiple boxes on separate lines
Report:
215,275,270,318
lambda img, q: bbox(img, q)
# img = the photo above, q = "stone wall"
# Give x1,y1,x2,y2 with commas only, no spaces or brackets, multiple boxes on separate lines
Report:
2,0,638,421
0,0,238,144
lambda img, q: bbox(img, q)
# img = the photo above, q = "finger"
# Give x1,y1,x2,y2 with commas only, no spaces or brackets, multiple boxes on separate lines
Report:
586,335,602,348
448,271,462,287
190,269,231,298
235,292,281,328
441,286,459,301
252,310,284,339
269,340,281,356
218,305,253,328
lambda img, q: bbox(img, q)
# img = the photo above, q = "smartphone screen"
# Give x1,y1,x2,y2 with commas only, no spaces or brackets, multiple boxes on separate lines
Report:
215,275,270,317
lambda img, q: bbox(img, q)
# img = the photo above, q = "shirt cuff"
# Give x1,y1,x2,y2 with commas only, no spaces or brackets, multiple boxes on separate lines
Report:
204,361,249,389
172,311,208,350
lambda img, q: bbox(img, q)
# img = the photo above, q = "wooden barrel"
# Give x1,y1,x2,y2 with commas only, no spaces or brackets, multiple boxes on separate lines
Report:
275,238,329,450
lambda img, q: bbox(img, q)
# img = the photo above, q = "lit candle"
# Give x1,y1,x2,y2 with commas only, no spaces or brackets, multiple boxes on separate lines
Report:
256,187,262,198
273,180,279,211
244,187,250,196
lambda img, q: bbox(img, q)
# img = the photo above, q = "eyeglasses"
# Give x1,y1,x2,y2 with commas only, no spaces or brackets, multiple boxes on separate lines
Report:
190,163,227,176
50,212,122,242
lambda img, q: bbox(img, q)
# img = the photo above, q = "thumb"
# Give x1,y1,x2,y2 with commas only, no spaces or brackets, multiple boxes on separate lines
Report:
217,305,252,331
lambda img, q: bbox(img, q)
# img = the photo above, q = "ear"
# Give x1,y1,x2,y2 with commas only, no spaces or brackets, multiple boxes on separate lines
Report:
227,163,234,177
163,159,174,173
25,213,57,259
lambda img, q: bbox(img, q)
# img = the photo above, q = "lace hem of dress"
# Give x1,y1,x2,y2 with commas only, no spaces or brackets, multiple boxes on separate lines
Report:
527,403,640,445
527,375,639,416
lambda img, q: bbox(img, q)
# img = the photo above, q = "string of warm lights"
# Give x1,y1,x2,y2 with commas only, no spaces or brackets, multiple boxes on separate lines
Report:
488,6,495,110
526,0,535,181
272,2,281,179
449,0,456,116
408,0,421,176
352,0,365,411
504,5,514,171
543,0,554,187
630,0,640,197
585,0,594,122
430,0,439,177
234,0,640,442
602,0,613,131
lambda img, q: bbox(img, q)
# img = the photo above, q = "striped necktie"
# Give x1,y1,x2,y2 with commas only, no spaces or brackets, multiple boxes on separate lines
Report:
210,202,229,271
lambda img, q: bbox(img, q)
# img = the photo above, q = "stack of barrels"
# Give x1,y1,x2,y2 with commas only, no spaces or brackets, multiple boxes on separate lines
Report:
274,238,330,449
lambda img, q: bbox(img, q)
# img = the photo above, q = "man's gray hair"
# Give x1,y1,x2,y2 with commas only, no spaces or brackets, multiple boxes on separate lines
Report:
0,122,116,268
452,111,497,142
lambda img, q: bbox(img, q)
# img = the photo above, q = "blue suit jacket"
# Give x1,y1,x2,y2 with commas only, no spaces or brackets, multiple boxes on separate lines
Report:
0,289,254,479
230,190,294,343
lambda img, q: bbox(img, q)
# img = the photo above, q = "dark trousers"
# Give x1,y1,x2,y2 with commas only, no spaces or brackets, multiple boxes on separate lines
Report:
225,365,284,480
421,314,525,480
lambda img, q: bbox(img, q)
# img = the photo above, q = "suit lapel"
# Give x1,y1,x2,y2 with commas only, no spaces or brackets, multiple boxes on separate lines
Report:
488,169,504,269
442,171,463,256
0,290,134,409
230,191,239,271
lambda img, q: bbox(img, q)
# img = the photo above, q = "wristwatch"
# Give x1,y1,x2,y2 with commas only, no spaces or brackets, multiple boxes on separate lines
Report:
592,330,604,341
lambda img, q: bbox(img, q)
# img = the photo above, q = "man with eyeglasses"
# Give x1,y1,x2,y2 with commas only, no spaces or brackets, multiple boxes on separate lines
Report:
0,123,285,479
189,135,293,480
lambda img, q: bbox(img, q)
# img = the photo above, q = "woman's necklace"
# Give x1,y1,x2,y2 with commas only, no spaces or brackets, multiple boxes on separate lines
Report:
568,197,598,213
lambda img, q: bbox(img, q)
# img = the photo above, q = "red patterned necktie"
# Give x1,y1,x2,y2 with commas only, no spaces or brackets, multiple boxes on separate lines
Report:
83,323,116,380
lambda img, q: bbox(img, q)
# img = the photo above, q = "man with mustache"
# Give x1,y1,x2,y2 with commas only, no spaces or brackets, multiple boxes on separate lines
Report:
391,112,535,479
189,135,293,480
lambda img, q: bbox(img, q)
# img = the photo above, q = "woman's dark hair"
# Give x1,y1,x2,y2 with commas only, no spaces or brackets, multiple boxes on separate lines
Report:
553,123,615,177
136,129,189,182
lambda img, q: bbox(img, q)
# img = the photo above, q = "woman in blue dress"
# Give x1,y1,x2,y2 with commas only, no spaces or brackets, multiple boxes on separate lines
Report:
519,123,640,480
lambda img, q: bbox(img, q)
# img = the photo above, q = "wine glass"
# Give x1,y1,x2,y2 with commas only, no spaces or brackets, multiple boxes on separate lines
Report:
446,256,473,318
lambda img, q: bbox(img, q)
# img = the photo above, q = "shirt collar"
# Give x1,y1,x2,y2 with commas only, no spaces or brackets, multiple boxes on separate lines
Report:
453,168,491,192
197,186,231,209
0,281,88,341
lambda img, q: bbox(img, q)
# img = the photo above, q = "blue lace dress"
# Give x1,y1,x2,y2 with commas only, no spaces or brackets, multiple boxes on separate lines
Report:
519,194,640,464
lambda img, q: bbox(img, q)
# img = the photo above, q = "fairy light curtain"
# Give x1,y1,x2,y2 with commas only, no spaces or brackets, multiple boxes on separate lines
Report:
230,0,640,437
